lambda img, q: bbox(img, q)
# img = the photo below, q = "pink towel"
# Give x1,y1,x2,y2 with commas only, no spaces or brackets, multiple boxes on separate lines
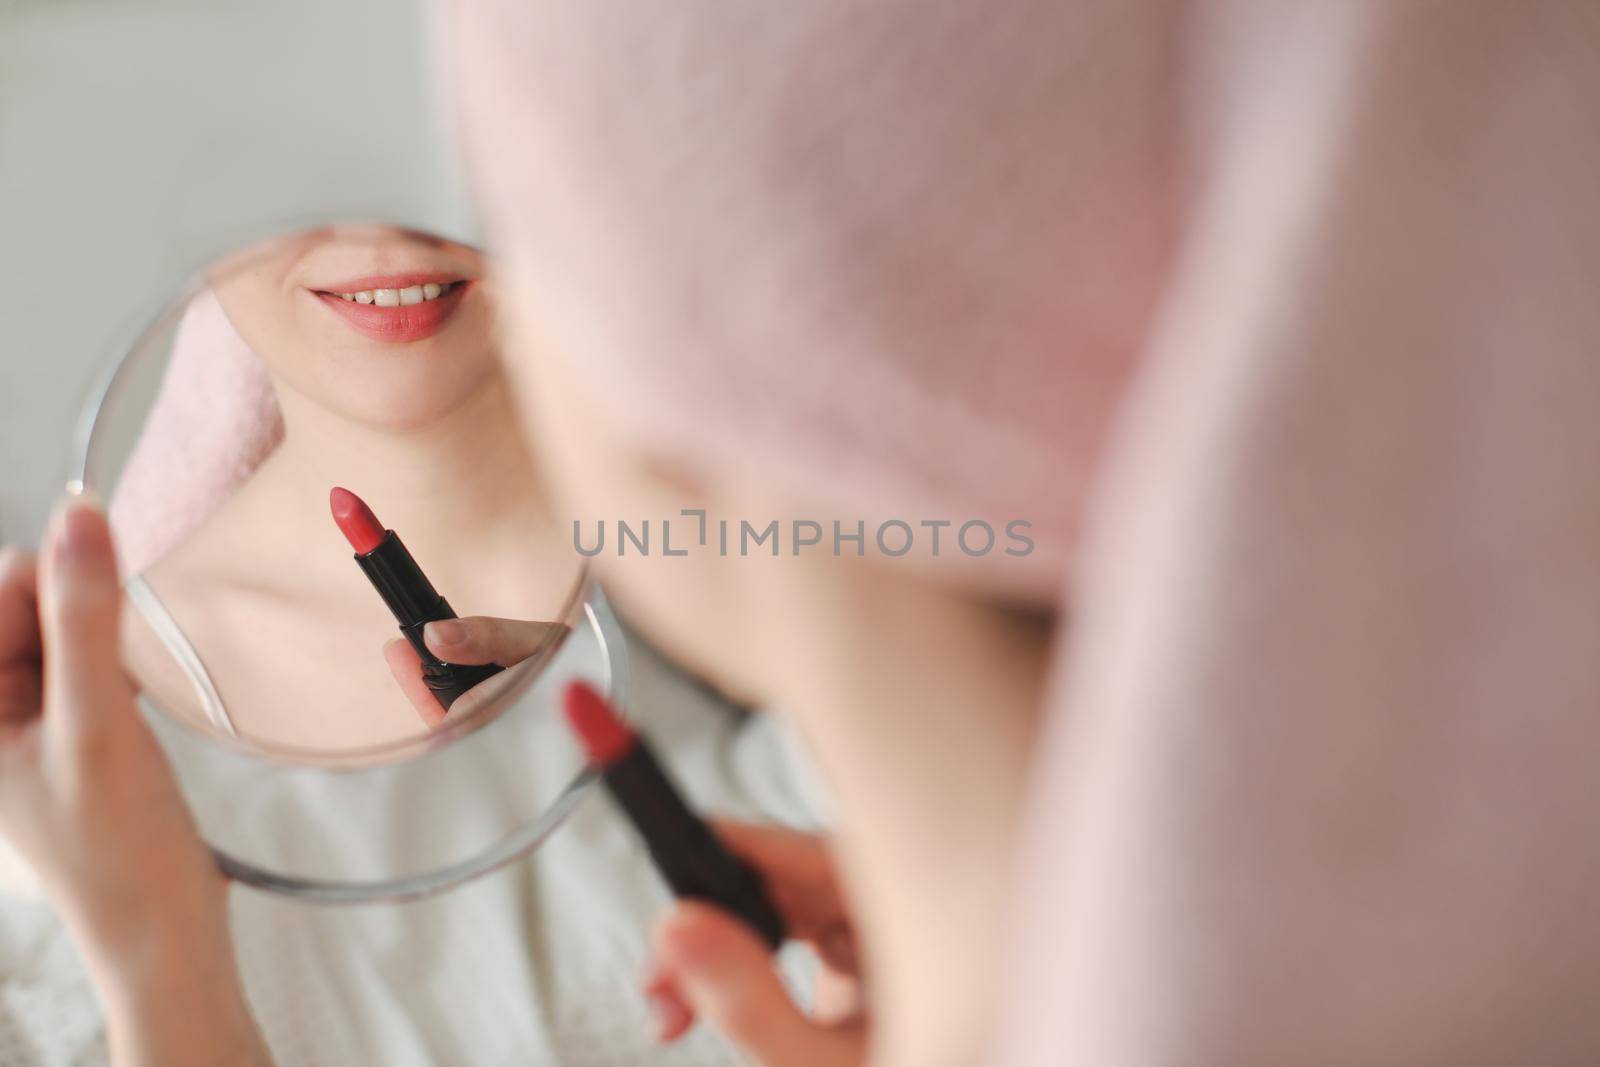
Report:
445,1,1178,606
107,289,283,575
448,1,1600,1063
1003,5,1600,1064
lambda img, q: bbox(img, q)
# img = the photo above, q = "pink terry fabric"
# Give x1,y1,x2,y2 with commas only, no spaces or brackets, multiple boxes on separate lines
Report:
449,0,1600,1064
443,1,1180,606
107,288,282,575
1001,4,1600,1064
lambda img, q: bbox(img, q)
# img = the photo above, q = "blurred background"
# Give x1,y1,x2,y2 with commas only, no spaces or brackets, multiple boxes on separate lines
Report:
0,0,474,542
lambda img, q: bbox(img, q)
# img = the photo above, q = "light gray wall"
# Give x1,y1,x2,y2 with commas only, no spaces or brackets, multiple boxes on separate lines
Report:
0,0,475,542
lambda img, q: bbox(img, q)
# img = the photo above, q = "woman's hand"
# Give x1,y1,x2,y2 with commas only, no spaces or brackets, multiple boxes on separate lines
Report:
643,822,869,1067
0,498,271,1067
384,615,567,726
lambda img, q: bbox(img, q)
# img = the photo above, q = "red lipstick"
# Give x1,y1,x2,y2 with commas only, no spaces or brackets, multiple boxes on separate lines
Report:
331,487,503,710
329,487,386,554
563,681,787,949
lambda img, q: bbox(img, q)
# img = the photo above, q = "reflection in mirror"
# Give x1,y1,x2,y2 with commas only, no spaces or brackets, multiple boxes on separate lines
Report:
78,225,623,900
107,226,578,749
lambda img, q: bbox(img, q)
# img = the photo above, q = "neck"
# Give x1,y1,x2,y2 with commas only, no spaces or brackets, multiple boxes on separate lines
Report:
262,376,546,566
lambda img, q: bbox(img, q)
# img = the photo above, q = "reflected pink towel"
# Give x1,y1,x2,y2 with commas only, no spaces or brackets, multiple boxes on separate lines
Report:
107,289,281,575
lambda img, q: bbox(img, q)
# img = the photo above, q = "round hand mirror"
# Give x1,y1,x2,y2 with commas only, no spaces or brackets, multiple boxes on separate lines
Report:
73,223,626,902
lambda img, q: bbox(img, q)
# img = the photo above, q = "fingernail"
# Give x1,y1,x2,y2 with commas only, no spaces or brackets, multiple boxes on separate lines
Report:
818,927,859,972
647,992,673,1040
425,619,466,647
50,494,111,569
644,989,693,1043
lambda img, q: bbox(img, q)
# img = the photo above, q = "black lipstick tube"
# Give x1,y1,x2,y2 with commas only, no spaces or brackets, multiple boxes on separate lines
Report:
602,739,787,950
354,529,503,710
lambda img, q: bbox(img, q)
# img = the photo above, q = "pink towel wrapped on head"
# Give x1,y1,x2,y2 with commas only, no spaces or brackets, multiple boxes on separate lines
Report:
447,1,1177,606
107,289,282,576
448,2,1600,1065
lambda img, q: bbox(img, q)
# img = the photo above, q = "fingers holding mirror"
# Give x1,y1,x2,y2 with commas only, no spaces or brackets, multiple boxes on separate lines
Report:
0,548,41,731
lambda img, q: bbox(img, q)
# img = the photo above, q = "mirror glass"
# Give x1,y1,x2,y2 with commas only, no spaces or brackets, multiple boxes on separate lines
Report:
75,224,625,901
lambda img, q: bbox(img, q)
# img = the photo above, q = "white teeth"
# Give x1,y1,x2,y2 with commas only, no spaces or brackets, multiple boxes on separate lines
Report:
330,282,456,304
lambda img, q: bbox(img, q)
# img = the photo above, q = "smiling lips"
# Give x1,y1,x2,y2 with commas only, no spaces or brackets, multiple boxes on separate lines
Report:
312,274,470,343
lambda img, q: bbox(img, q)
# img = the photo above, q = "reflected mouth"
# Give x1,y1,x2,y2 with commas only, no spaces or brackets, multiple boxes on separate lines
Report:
310,276,471,343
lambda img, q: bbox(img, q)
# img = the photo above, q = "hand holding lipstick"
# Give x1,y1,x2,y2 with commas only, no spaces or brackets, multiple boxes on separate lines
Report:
643,823,868,1067
561,682,866,1063
331,486,506,711
384,615,567,727
332,486,567,725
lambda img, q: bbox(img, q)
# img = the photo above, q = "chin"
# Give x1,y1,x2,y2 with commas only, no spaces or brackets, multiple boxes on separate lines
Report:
319,367,498,432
